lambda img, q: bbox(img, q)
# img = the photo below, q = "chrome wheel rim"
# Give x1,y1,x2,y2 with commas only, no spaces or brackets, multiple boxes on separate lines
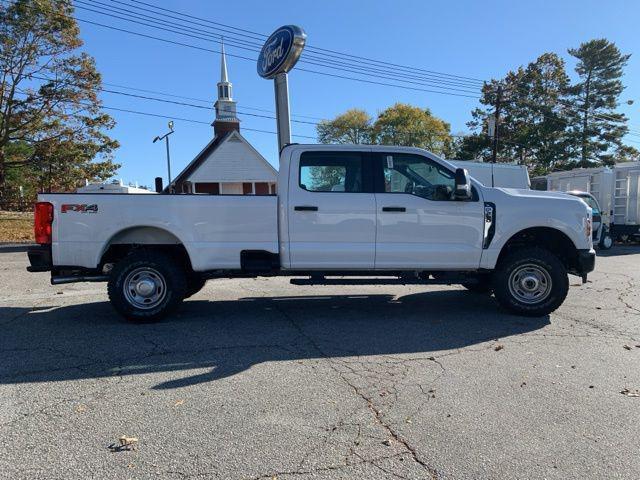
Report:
508,264,552,305
123,267,167,309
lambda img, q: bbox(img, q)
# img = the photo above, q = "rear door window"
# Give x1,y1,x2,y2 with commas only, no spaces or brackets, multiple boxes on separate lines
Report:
299,152,370,192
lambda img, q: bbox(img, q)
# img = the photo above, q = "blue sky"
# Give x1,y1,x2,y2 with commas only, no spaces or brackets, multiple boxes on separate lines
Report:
74,0,640,188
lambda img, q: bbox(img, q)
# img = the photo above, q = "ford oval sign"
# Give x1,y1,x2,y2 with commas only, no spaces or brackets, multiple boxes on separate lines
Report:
257,25,306,79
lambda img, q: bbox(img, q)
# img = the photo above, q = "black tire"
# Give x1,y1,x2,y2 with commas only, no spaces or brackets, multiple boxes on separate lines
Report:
462,274,493,294
185,275,207,299
599,232,613,250
107,250,187,323
493,247,568,317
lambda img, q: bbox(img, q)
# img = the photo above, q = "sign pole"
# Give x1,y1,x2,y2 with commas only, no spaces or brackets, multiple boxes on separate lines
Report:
274,73,292,151
257,25,306,155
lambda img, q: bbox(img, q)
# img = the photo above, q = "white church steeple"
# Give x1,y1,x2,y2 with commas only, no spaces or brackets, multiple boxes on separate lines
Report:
213,40,239,136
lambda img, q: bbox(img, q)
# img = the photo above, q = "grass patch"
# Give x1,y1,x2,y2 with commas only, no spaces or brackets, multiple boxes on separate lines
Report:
0,210,33,243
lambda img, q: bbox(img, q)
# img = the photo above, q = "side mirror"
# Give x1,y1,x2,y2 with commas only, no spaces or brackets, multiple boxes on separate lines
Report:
454,168,472,200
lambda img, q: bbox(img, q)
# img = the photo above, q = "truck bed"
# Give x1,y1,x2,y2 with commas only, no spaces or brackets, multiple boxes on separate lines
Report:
39,193,278,271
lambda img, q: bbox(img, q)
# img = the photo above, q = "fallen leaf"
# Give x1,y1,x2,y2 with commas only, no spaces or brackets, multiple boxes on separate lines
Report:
621,388,640,397
75,404,87,413
494,344,504,351
173,399,185,407
118,436,139,450
382,439,392,446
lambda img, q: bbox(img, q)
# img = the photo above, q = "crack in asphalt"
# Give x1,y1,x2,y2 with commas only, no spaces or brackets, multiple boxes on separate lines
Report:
249,452,408,480
269,301,441,480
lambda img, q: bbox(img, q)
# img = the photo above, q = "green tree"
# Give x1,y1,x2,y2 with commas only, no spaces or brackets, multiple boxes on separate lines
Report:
372,103,454,157
566,39,631,166
466,53,570,170
452,133,491,160
316,108,373,144
0,0,119,204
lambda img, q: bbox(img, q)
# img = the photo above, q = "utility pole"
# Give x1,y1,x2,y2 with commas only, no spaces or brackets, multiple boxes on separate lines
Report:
153,121,174,192
491,86,503,164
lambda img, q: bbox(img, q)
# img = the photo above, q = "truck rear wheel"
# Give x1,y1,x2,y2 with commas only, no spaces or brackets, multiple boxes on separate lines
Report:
493,247,568,317
107,250,187,322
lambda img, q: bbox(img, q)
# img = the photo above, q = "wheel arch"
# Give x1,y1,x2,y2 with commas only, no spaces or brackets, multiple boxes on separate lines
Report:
496,227,581,274
98,226,194,273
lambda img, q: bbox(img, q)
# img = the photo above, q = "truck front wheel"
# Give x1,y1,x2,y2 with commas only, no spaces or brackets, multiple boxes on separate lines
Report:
107,250,187,322
493,247,568,317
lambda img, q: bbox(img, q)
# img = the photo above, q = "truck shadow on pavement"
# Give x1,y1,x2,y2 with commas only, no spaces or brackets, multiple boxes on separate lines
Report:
596,244,640,257
0,290,549,389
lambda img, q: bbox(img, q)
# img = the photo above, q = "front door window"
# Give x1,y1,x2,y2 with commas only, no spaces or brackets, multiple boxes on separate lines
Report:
383,154,456,201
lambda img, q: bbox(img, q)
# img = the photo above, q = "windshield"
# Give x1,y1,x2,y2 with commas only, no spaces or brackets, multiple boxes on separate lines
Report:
578,195,600,214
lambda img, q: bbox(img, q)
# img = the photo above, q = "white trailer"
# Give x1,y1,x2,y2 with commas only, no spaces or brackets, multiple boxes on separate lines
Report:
77,182,154,194
611,162,640,238
545,162,640,240
448,161,530,189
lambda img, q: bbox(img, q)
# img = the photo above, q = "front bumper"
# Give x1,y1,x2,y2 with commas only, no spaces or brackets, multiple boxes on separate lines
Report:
26,245,53,272
575,248,596,281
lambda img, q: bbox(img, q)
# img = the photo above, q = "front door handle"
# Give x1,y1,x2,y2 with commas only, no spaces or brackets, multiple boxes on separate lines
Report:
294,206,318,211
382,206,406,212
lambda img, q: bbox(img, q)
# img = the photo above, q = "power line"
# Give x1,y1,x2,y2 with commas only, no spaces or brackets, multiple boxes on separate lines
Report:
99,79,325,121
99,0,483,90
13,89,517,147
21,72,319,126
70,0,640,134
122,0,486,87
69,15,481,99
71,0,482,95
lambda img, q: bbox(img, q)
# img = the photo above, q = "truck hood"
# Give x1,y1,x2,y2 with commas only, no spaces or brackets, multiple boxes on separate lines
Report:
494,188,574,201
481,186,591,217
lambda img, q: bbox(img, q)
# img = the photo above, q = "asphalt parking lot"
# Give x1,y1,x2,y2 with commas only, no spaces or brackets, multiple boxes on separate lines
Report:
1,247,639,479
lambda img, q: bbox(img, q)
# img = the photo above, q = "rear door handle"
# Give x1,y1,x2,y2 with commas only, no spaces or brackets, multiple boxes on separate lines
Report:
294,206,318,211
382,207,406,212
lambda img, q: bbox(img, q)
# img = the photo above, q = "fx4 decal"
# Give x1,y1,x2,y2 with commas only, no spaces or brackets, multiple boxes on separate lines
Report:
61,204,98,213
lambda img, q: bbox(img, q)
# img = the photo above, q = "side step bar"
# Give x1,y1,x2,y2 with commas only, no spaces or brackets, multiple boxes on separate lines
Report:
51,275,109,285
290,274,473,286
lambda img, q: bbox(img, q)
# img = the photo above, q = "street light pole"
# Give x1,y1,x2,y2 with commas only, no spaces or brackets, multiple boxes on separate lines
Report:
153,121,174,191
165,133,172,185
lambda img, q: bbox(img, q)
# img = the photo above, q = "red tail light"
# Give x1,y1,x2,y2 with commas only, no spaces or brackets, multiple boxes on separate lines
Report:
34,202,54,244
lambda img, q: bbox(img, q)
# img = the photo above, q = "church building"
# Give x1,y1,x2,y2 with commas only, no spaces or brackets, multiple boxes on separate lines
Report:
169,44,277,195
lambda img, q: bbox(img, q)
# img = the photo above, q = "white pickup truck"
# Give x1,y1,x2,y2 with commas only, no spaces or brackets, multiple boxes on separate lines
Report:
27,144,595,321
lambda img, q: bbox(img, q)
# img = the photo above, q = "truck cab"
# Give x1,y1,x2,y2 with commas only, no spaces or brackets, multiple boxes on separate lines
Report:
28,144,596,322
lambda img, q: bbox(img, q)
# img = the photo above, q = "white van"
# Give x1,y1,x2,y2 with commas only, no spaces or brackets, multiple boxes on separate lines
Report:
449,161,530,189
